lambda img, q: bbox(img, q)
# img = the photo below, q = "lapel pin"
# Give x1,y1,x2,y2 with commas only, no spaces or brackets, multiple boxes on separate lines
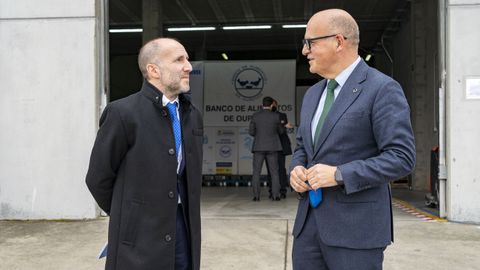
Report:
353,88,358,93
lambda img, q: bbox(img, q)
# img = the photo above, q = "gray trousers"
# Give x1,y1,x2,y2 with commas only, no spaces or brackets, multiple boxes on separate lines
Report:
252,151,280,198
292,208,385,270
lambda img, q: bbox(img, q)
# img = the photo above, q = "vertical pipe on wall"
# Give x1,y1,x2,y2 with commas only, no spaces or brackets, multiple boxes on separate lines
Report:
96,0,109,111
93,0,109,217
437,0,447,218
95,0,103,114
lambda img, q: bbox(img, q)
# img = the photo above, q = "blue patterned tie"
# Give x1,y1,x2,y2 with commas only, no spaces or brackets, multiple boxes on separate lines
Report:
309,79,338,208
166,102,182,162
167,102,183,205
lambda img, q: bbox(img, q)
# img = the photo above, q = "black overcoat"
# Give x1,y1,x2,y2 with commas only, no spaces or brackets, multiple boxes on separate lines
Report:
276,111,292,155
86,81,203,270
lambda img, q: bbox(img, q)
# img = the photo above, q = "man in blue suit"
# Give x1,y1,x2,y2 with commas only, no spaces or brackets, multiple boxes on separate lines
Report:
289,9,416,270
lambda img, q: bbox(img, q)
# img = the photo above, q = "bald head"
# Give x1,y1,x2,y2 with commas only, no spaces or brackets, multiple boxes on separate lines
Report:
310,9,360,48
137,37,192,99
138,38,182,79
303,9,360,78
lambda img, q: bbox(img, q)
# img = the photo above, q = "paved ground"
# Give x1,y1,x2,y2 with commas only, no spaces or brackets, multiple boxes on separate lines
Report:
1,187,480,270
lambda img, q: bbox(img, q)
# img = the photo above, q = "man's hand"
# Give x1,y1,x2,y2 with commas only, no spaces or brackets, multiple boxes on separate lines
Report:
290,166,311,192
306,164,338,190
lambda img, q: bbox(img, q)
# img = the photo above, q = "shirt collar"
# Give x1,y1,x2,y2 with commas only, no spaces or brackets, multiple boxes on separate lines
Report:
162,95,180,107
333,56,361,88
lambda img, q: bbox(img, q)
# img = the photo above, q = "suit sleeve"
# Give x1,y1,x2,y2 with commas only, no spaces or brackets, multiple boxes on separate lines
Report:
281,112,289,125
338,80,416,194
277,114,286,135
248,116,256,136
289,102,309,172
85,105,129,214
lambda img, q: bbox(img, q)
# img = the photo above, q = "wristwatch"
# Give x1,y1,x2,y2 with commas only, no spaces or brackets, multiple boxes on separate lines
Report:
335,168,344,185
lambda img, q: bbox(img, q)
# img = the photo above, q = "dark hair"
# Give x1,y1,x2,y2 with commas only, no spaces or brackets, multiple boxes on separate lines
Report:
262,96,274,107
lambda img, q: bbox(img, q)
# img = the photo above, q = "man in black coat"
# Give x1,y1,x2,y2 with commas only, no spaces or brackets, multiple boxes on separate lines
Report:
86,38,203,270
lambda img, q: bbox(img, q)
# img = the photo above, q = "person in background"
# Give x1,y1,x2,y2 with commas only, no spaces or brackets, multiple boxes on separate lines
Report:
86,37,203,270
268,99,293,199
289,9,415,270
249,96,285,201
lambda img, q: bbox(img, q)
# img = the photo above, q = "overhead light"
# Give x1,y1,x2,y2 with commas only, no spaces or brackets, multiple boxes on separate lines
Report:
167,26,216,32
365,54,372,61
109,28,143,33
223,25,271,30
282,24,307,29
221,53,228,60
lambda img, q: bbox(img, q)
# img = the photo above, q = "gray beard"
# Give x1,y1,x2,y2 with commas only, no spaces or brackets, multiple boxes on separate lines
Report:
165,84,189,96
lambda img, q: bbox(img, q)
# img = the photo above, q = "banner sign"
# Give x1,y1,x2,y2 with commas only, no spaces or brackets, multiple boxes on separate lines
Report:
202,127,238,175
203,60,296,126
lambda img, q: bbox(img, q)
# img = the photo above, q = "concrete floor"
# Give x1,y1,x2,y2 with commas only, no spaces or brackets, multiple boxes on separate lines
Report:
1,187,480,270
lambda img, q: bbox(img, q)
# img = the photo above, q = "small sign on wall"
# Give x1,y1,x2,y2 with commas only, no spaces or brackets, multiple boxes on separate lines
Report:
466,77,480,99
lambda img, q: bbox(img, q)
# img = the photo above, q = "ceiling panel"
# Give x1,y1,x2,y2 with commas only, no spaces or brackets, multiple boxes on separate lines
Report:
109,0,410,59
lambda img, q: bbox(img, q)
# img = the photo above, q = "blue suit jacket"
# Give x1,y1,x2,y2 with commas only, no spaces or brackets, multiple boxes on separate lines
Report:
290,60,415,249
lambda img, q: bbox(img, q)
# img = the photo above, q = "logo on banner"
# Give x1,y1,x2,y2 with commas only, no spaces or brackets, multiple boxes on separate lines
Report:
219,145,232,158
232,65,267,100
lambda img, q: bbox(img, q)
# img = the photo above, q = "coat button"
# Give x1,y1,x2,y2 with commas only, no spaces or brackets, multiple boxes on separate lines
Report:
168,148,175,155
165,234,172,242
168,191,174,198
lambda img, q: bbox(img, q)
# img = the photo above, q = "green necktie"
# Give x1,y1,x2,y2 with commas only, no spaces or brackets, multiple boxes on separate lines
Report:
313,79,338,148
309,79,338,208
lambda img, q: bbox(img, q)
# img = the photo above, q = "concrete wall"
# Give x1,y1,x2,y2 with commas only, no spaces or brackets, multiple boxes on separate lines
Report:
0,0,102,219
446,0,480,223
409,0,440,190
374,0,480,223
374,1,439,191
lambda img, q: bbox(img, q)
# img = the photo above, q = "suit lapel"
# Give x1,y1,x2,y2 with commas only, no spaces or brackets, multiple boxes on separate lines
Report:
313,61,368,157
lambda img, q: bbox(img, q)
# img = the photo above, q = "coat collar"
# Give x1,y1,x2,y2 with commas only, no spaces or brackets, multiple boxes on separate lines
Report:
140,80,192,112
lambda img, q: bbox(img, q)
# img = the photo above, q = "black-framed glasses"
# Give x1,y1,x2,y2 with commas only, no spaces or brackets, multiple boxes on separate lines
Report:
302,34,347,50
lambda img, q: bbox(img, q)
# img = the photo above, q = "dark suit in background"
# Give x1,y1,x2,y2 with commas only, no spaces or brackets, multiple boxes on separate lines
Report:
86,38,203,270
290,9,415,270
249,97,285,201
267,103,293,198
275,108,292,196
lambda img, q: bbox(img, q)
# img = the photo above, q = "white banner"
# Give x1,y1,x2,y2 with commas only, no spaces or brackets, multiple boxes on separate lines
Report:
202,127,216,175
204,60,296,126
213,128,238,175
189,61,204,115
202,127,238,175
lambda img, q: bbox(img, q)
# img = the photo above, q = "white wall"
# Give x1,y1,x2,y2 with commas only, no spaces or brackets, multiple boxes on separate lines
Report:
447,1,480,223
0,0,101,219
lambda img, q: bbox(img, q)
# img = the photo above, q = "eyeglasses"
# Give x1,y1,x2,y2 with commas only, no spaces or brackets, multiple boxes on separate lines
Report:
302,34,347,50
